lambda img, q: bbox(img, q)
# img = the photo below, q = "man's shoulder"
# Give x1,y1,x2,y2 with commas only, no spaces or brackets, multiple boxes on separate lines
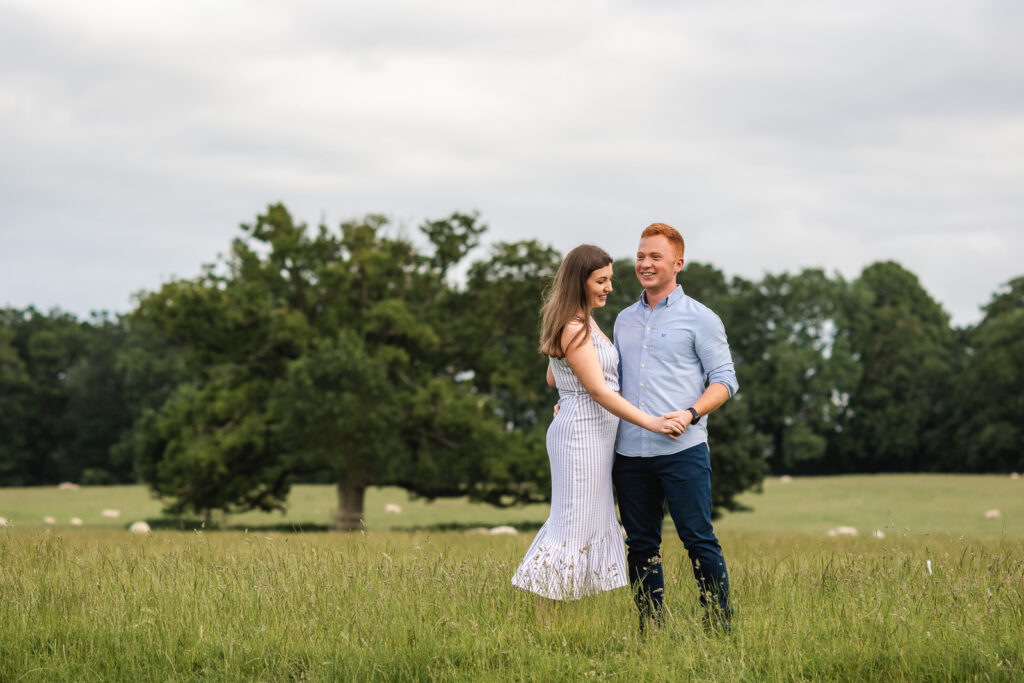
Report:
680,293,725,327
614,299,644,324
686,296,721,318
614,301,638,317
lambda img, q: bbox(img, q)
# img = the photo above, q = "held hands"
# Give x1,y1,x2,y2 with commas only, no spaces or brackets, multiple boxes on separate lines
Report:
558,399,691,438
664,409,694,429
649,413,688,439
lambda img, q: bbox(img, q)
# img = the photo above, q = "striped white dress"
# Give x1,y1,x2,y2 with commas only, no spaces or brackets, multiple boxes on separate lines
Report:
511,329,628,600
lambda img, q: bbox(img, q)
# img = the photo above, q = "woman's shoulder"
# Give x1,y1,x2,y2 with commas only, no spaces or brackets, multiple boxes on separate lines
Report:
559,318,590,353
562,316,587,334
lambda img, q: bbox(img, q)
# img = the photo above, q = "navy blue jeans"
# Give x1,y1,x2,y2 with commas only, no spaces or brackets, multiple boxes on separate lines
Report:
613,443,730,621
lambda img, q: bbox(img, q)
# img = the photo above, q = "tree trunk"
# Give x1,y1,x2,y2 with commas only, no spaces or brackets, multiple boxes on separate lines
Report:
335,480,366,531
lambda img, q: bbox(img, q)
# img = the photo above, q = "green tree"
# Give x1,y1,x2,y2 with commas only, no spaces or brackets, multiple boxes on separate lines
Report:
0,308,156,486
61,313,149,485
108,316,189,479
0,308,93,484
727,270,862,474
128,205,527,528
952,276,1024,472
835,262,955,472
448,240,561,430
0,325,33,485
126,255,294,521
439,240,565,508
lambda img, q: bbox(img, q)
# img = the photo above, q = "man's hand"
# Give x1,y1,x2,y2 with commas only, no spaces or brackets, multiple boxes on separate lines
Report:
649,414,686,439
665,409,693,431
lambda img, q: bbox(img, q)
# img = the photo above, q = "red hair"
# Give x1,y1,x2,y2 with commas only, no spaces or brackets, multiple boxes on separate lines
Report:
641,223,684,260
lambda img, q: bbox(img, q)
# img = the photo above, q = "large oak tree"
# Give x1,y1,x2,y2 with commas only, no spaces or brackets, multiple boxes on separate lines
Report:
126,205,545,528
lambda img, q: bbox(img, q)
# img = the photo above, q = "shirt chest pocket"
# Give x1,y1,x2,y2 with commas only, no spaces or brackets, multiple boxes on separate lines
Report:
648,326,696,366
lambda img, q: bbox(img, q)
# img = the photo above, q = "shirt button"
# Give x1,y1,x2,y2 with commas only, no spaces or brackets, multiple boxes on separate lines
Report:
641,363,645,368
640,383,644,387
647,326,651,331
640,402,645,406
643,345,647,349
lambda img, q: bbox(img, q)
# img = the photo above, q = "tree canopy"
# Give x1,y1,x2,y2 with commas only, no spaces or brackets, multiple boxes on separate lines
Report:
3,205,1022,528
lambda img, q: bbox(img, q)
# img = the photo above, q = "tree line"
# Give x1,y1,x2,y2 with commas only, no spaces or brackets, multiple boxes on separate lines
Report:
2,205,1021,527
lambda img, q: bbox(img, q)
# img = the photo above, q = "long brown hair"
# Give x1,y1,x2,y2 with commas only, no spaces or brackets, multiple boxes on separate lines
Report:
539,244,613,358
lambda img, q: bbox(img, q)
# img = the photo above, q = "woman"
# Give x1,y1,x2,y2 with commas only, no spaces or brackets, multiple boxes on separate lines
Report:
511,244,684,601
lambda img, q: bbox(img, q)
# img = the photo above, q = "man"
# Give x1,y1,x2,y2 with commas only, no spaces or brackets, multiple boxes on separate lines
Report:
612,222,738,631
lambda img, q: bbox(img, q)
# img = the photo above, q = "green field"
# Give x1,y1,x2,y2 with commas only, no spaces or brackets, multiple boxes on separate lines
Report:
1,475,1022,680
2,473,1022,537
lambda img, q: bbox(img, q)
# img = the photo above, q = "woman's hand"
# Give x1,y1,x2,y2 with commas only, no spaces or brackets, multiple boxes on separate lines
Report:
647,414,686,439
664,409,693,429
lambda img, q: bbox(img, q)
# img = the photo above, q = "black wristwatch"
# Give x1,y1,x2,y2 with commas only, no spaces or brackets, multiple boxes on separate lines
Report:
686,407,701,424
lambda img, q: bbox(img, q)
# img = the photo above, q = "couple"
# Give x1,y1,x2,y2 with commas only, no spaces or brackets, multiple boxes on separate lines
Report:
511,223,737,631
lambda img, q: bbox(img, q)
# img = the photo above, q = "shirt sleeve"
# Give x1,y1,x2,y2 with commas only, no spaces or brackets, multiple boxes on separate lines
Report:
696,311,739,397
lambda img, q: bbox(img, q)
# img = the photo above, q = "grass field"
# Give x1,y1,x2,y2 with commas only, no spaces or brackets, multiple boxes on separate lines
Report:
1,475,1022,680
2,473,1022,537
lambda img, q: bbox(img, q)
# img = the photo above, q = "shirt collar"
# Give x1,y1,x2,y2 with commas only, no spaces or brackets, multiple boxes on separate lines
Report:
639,284,684,309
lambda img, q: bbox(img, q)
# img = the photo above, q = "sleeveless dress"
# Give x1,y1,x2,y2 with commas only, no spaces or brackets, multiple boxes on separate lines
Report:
511,328,629,600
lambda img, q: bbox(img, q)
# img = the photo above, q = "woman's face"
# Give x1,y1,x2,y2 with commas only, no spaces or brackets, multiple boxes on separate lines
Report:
586,264,614,309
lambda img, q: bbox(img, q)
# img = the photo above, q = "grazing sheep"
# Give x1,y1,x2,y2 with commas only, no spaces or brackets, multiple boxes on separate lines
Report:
1011,473,1021,480
779,475,793,483
466,527,490,535
57,482,80,490
984,509,1001,519
70,517,83,526
384,503,402,514
0,516,8,527
489,525,519,535
827,526,858,537
872,530,886,539
101,509,120,518
129,521,151,534
43,516,56,525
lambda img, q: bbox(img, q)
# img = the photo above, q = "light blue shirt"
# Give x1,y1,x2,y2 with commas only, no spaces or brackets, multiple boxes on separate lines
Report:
614,285,738,457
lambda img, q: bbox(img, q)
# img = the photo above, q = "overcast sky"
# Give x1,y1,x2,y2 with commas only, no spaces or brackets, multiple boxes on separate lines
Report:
2,0,1022,326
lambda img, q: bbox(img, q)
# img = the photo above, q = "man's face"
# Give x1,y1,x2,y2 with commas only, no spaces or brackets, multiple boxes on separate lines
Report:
635,234,683,293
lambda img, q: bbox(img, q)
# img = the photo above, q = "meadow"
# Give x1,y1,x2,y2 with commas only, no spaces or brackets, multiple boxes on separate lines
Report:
1,475,1022,680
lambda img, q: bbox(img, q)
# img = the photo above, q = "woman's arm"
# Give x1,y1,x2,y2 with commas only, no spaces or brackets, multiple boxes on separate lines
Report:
562,323,683,436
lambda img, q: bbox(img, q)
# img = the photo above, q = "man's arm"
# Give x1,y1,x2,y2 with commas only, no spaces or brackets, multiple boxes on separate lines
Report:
671,310,738,429
672,382,731,428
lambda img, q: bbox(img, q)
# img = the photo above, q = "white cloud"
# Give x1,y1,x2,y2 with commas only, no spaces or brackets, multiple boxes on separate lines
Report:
1,0,1022,324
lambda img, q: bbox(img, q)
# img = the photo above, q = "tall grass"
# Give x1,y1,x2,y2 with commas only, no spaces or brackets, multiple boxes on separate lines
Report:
1,528,1021,680
1,475,1021,679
